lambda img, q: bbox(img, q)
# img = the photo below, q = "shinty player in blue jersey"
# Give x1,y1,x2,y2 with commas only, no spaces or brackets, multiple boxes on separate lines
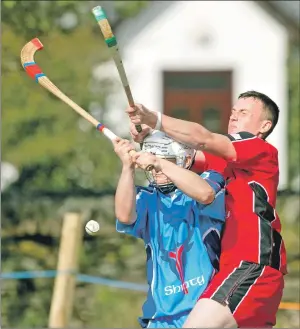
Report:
113,130,226,328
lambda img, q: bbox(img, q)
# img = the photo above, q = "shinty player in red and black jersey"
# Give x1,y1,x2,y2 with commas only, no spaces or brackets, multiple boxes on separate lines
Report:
127,90,287,328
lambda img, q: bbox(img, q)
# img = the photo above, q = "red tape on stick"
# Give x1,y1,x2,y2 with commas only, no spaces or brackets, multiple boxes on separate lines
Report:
24,62,43,80
31,38,44,50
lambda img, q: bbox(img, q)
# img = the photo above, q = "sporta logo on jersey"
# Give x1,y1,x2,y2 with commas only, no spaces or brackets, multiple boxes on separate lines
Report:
164,275,205,296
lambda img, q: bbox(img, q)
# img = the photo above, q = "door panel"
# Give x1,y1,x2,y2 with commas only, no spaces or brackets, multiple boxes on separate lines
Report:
163,71,232,134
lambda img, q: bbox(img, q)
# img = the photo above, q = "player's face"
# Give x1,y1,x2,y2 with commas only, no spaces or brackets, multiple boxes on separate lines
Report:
228,97,272,137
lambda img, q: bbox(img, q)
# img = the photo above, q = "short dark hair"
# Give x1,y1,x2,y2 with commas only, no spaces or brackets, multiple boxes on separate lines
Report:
238,90,280,139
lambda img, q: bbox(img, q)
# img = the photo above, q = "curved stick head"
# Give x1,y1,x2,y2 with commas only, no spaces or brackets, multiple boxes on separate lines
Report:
20,38,44,67
21,38,45,81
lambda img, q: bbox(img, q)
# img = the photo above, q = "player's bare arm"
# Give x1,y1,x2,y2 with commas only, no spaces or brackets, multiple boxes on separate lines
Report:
113,138,137,225
126,104,236,161
134,152,215,204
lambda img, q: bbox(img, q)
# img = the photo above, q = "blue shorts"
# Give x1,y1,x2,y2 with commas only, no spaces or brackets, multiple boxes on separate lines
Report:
139,311,189,328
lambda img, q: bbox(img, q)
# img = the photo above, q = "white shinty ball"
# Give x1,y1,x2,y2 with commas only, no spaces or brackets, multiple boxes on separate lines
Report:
85,220,100,235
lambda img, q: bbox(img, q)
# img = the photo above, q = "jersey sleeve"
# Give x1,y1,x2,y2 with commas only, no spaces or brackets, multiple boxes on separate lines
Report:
200,170,225,195
199,170,226,222
192,151,226,174
116,187,148,239
225,132,277,169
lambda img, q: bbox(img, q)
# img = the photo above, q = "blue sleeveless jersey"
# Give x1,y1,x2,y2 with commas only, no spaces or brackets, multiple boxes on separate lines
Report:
116,170,225,325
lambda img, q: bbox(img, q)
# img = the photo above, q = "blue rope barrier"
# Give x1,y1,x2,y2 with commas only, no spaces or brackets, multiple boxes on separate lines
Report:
77,274,148,292
1,270,148,292
1,270,59,279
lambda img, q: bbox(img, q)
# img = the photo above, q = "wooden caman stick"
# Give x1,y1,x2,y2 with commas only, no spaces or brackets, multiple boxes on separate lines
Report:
20,38,118,141
92,6,143,134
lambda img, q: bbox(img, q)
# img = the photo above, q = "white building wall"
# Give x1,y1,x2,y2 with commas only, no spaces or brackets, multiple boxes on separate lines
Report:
95,1,289,189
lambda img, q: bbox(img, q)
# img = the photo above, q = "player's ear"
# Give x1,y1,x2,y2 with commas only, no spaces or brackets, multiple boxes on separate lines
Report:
260,119,272,136
185,155,192,169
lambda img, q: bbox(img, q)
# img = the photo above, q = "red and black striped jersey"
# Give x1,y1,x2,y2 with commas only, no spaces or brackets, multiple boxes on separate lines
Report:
193,132,287,274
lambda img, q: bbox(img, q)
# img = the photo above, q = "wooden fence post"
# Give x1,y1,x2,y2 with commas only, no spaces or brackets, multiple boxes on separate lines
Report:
48,212,83,328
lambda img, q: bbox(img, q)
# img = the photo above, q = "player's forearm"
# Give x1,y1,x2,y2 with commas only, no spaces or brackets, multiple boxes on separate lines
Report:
160,114,212,150
115,166,137,224
159,159,215,204
147,112,235,160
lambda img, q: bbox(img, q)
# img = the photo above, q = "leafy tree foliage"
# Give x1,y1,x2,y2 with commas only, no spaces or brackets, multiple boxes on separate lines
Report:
2,1,149,327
